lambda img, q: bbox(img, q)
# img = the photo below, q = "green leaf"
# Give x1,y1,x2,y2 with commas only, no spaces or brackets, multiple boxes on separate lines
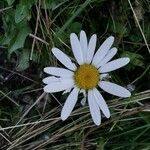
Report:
41,0,56,9
14,0,37,23
1,9,16,45
69,22,82,33
41,0,67,10
16,49,30,71
7,0,15,5
1,29,16,45
109,21,129,37
8,23,31,56
121,51,144,68
15,4,30,23
129,33,142,42
56,0,91,36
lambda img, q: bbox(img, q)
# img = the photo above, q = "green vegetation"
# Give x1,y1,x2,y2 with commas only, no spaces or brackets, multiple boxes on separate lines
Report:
0,0,150,149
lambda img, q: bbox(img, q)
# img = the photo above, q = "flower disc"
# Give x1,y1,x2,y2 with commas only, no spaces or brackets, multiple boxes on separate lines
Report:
74,64,100,90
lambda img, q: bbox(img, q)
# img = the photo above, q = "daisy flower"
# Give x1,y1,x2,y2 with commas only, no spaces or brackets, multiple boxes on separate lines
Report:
43,30,131,125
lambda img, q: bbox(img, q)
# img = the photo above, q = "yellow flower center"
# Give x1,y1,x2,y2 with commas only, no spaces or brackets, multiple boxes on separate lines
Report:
74,64,100,90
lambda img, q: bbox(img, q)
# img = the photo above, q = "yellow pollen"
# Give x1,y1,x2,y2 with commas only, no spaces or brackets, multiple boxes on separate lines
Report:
74,64,100,90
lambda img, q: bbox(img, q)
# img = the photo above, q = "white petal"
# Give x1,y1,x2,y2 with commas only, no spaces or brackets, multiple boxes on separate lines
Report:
62,88,72,95
70,33,84,64
97,47,117,67
99,81,131,98
93,88,110,118
80,89,86,106
92,36,114,67
61,87,79,120
86,34,97,63
80,89,86,96
44,67,74,77
80,30,88,62
42,76,60,84
44,79,74,93
100,73,109,80
88,90,101,126
52,48,77,71
99,57,130,73
81,97,86,106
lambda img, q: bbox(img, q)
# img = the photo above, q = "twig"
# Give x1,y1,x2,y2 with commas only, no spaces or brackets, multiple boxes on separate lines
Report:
0,117,60,131
131,65,150,84
9,92,46,133
29,33,49,45
0,133,12,144
128,0,150,53
0,91,19,106
81,103,150,150
0,6,12,13
30,0,41,60
0,66,39,84
123,40,150,46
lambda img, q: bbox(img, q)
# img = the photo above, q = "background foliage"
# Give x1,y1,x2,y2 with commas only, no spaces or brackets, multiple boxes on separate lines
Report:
0,0,150,149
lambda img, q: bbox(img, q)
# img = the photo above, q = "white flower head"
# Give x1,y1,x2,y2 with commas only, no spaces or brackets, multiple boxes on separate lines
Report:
43,30,131,126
